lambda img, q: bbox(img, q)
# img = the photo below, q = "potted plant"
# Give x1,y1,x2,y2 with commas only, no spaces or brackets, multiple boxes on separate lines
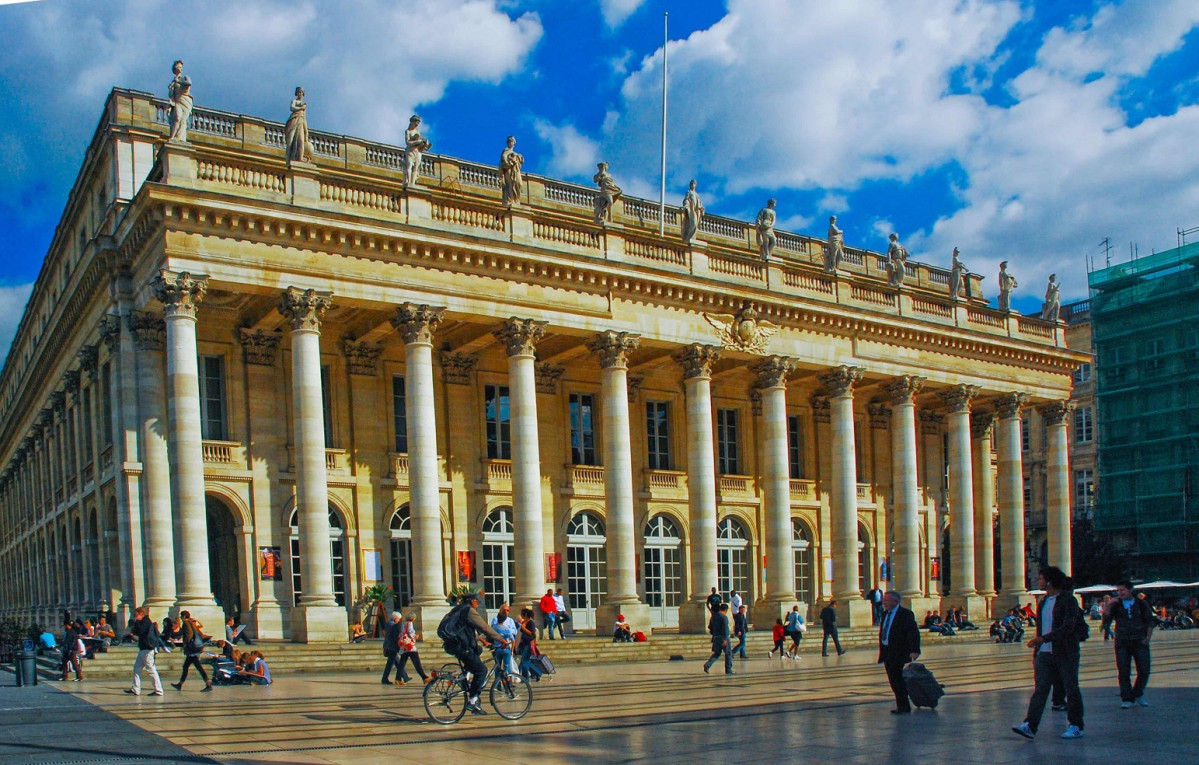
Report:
359,584,394,637
447,585,482,605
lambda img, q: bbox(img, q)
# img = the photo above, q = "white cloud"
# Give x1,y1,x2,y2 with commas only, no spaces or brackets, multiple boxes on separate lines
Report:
533,119,600,179
599,0,646,29
0,283,34,362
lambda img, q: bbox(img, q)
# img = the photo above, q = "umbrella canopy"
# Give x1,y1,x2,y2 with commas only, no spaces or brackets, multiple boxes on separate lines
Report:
1136,581,1191,589
1074,584,1116,594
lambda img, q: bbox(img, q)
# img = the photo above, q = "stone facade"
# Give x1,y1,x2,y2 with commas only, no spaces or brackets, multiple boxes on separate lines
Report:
0,89,1085,640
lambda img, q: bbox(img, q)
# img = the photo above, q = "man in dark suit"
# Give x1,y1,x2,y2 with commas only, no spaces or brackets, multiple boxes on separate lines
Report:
877,590,921,714
703,603,734,675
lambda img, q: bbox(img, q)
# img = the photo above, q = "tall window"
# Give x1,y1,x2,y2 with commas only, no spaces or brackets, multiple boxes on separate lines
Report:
643,515,683,615
857,523,873,593
389,505,412,608
1074,469,1094,515
716,517,750,600
320,365,334,447
569,393,597,465
787,414,805,479
792,519,813,604
481,508,515,611
717,408,740,474
1020,418,1030,452
288,506,348,608
81,388,93,464
199,355,227,440
1073,406,1093,443
1072,362,1092,384
392,376,408,453
484,385,512,459
100,362,112,447
646,401,671,470
566,512,608,627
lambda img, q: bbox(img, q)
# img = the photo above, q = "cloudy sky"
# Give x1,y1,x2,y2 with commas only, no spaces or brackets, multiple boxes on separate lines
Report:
1,0,1197,360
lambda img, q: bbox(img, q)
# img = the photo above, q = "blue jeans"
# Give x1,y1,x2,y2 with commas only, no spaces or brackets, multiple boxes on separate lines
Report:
544,612,558,639
519,642,543,680
1114,639,1150,702
734,632,747,658
704,639,733,674
1025,649,1083,733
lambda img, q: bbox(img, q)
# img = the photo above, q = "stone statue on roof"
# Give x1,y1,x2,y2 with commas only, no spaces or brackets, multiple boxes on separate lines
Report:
680,179,704,245
285,87,315,164
1041,273,1061,321
949,247,966,300
997,260,1018,311
825,215,844,272
167,59,193,143
593,161,622,223
499,135,524,206
404,114,432,188
886,233,907,288
756,199,777,260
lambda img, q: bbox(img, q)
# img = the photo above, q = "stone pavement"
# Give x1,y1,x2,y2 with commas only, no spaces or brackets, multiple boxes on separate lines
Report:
7,630,1197,764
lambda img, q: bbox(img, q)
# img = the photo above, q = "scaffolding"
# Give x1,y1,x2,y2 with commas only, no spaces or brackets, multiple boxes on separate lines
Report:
1088,240,1199,579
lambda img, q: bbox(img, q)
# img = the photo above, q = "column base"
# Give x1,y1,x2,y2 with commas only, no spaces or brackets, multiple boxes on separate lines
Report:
992,592,1034,614
940,595,988,624
175,602,227,633
250,600,289,641
290,604,348,644
595,603,653,639
678,601,711,634
905,596,941,622
754,597,809,627
839,598,875,628
142,597,177,619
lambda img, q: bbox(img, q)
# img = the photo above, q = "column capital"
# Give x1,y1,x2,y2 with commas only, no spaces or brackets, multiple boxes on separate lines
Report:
238,328,282,366
493,317,547,357
868,402,891,429
37,408,54,431
885,375,926,405
63,369,81,396
587,330,641,369
938,384,980,413
279,287,333,332
343,341,382,376
918,409,944,434
674,344,722,380
49,391,66,416
820,365,863,398
809,394,831,423
750,356,796,389
98,315,121,353
1037,399,1076,426
151,270,208,319
970,410,995,439
77,346,99,381
627,373,644,402
994,392,1030,420
534,362,565,394
129,312,166,351
391,302,446,345
439,352,478,385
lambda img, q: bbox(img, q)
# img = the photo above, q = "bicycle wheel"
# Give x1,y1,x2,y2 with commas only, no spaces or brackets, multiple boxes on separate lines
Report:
490,673,533,720
423,674,467,725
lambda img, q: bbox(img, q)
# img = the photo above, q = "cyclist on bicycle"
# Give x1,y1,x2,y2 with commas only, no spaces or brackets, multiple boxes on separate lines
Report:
444,593,509,715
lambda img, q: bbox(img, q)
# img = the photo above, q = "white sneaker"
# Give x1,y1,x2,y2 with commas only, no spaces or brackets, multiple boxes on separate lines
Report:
1137,696,1148,707
1061,725,1084,739
767,651,774,659
1121,701,1133,709
1011,722,1035,739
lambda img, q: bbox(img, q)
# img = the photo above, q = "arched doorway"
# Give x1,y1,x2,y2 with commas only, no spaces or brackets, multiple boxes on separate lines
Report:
857,522,873,595
389,504,413,609
566,511,608,631
481,507,515,612
206,495,241,617
288,505,348,608
792,518,814,604
716,516,751,603
642,514,682,628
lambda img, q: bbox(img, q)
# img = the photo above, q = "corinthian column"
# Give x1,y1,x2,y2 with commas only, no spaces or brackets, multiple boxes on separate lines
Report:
675,344,721,633
1040,400,1075,574
823,366,871,626
391,303,449,629
130,312,176,612
939,384,985,619
994,393,1030,611
279,286,344,642
493,318,548,605
752,356,798,624
152,270,222,625
589,330,653,635
886,376,925,602
970,410,997,598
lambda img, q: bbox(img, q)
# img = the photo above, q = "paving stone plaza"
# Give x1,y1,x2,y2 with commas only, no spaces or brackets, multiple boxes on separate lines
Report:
2,631,1195,763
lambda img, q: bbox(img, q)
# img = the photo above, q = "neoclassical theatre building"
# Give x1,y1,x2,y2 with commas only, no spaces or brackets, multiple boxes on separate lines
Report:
0,87,1086,641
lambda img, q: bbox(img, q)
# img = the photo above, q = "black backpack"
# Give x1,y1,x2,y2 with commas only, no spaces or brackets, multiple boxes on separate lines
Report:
437,601,475,654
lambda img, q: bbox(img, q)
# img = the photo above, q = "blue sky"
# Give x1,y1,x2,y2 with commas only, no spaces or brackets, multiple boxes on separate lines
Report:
1,0,1198,359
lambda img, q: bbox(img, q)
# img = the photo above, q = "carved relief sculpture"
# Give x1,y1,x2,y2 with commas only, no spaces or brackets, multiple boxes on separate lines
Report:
756,199,777,260
403,115,433,188
1041,273,1061,321
886,233,907,288
592,161,622,223
680,179,704,245
285,87,315,164
703,302,779,354
997,261,1018,312
825,215,844,272
499,136,525,207
167,59,193,142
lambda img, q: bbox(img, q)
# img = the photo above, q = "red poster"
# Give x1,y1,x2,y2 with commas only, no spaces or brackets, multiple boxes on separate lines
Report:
929,557,941,581
458,550,476,582
546,552,562,583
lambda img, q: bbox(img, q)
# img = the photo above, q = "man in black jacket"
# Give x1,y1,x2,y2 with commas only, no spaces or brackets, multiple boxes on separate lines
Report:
1101,580,1154,708
1012,566,1085,740
125,607,163,696
380,612,404,685
703,603,733,675
821,600,846,656
877,591,921,713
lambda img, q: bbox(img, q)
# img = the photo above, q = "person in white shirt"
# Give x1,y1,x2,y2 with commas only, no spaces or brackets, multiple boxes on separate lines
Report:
730,590,743,615
552,588,569,639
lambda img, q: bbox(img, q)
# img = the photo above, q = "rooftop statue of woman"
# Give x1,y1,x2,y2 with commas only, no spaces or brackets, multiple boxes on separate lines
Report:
404,114,433,187
593,161,622,223
825,215,844,272
167,60,193,143
997,261,1018,312
756,199,777,260
949,247,966,300
1041,273,1061,321
285,87,315,163
499,136,525,207
887,233,908,288
680,179,704,245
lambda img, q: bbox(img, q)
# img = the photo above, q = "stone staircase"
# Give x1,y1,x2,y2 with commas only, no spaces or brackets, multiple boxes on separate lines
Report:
4,627,994,682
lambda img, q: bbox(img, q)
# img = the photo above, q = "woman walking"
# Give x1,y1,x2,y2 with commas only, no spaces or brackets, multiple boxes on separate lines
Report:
394,613,429,685
171,611,212,692
517,608,544,682
784,605,806,659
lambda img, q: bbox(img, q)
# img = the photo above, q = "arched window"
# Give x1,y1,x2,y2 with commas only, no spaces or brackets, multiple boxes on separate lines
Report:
566,512,607,630
643,515,683,628
481,508,515,612
288,506,348,608
857,522,873,595
389,504,413,609
792,518,813,604
716,517,750,602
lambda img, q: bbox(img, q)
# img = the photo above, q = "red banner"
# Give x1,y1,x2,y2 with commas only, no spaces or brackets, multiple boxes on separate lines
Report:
458,550,476,582
546,552,562,583
929,557,941,581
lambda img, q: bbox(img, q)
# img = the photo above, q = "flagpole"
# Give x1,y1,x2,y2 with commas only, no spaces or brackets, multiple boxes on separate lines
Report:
658,12,668,237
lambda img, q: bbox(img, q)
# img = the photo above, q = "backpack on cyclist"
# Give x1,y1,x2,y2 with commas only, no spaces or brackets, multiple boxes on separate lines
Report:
437,601,475,654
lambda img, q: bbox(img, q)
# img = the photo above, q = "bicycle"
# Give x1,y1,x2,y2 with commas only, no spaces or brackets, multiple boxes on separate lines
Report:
423,647,533,724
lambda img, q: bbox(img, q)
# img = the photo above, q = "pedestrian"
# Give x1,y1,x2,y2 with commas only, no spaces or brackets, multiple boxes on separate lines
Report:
868,585,884,625
553,588,569,639
821,599,846,656
380,611,404,685
703,603,733,675
706,586,722,614
126,606,164,696
784,605,805,659
395,611,430,685
539,589,559,640
768,618,786,659
877,590,921,714
730,590,743,615
516,607,544,682
732,605,749,660
1011,566,1086,740
490,602,520,674
171,610,212,692
1101,580,1154,708
60,619,82,682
